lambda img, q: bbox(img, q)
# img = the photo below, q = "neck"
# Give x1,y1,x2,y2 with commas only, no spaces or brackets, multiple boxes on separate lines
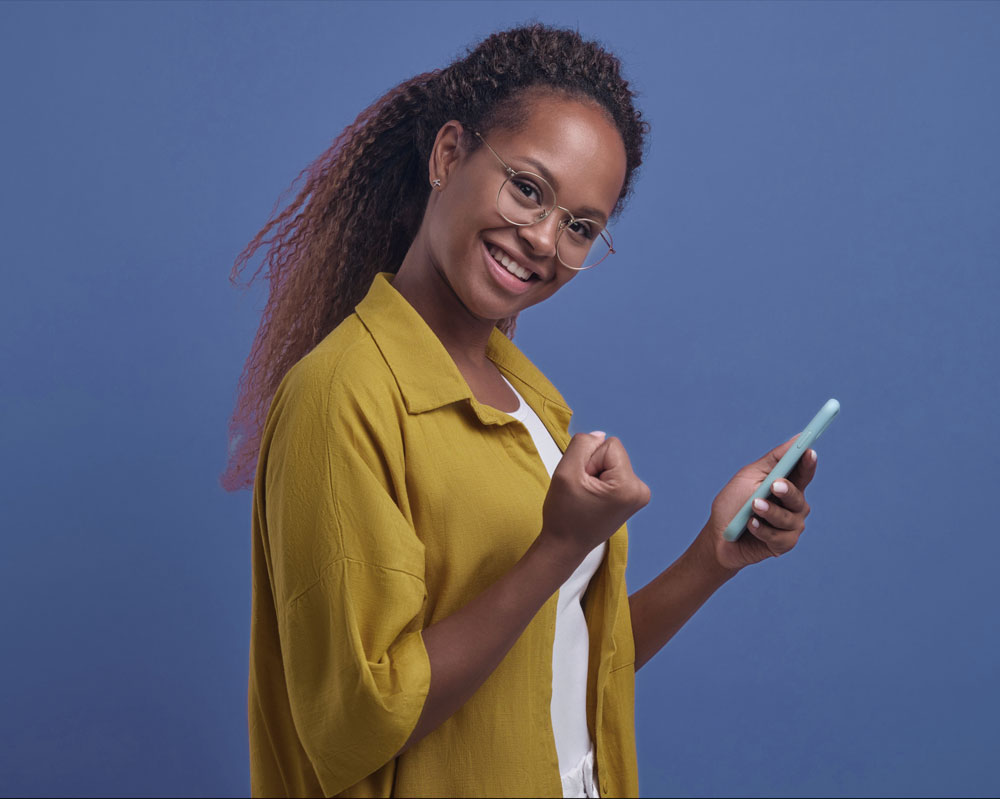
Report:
391,239,500,373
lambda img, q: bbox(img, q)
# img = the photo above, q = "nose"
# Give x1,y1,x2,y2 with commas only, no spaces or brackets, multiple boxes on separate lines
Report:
515,211,564,259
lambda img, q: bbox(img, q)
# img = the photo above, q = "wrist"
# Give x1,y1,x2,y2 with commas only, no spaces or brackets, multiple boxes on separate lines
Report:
689,524,741,584
530,528,586,582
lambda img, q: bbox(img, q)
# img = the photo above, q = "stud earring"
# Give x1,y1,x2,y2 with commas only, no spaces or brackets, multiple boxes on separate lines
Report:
431,179,442,189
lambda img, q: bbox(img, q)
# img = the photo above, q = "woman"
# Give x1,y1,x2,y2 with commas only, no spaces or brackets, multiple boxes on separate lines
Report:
223,24,817,799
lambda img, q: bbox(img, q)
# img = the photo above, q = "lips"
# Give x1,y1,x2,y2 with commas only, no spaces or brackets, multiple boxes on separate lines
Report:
481,240,537,294
486,242,535,281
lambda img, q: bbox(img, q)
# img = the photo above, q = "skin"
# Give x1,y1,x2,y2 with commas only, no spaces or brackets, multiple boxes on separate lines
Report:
391,94,818,754
392,95,626,409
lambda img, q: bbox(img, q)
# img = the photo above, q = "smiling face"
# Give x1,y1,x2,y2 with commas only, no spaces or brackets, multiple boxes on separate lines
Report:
422,93,628,324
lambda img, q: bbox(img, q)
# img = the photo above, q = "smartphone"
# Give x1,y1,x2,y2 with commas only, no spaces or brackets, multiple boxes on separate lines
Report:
723,398,840,542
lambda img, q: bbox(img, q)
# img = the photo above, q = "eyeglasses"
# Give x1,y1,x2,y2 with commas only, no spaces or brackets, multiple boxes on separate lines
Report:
473,131,615,271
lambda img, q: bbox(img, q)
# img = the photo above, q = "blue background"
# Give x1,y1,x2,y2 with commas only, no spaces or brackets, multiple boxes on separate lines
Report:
2,1,997,796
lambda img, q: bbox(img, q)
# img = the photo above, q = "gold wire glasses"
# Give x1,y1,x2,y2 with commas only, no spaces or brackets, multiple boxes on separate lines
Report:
473,131,615,271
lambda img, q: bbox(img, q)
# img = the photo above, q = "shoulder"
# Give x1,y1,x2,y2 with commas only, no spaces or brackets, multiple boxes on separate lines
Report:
260,312,408,495
274,313,403,424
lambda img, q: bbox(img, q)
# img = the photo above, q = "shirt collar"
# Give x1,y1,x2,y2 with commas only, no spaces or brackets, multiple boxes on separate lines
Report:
355,272,573,429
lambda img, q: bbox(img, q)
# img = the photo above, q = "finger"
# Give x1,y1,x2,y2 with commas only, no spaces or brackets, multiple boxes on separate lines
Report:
559,432,608,478
751,496,807,532
768,477,805,513
586,435,634,481
747,516,802,556
786,448,819,492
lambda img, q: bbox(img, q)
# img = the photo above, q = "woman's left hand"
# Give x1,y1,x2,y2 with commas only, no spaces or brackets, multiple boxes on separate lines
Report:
702,436,818,572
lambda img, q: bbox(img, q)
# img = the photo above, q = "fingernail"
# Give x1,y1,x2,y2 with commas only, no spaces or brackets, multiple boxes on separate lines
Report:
589,430,606,438
810,449,818,463
750,518,760,529
753,498,769,512
772,480,788,495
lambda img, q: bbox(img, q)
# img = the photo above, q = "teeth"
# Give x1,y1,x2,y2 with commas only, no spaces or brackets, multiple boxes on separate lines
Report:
489,245,532,282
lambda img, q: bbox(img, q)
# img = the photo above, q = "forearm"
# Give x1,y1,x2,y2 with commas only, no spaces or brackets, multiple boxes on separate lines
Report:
397,531,580,755
629,526,738,672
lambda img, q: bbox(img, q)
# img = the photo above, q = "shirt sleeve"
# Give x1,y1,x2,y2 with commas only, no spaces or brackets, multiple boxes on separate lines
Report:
263,359,430,796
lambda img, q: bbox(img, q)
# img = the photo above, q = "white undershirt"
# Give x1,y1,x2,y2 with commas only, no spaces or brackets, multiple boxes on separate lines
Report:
497,375,604,799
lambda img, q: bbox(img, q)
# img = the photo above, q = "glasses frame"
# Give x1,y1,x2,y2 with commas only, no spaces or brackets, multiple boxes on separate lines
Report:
472,131,615,271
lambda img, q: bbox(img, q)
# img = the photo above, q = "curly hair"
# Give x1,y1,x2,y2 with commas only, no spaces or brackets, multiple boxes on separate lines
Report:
221,23,650,491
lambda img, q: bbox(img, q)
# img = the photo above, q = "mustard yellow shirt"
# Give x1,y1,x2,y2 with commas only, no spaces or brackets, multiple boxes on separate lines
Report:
249,272,638,797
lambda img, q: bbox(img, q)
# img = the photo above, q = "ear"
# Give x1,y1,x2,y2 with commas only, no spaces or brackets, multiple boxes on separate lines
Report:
428,120,467,189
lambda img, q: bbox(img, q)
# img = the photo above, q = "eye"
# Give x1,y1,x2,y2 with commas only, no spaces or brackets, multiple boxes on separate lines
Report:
567,219,595,240
512,177,543,204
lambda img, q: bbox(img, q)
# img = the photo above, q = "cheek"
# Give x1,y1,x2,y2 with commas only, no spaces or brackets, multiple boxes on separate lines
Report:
437,188,491,238
428,198,468,252
537,274,574,302
459,180,509,231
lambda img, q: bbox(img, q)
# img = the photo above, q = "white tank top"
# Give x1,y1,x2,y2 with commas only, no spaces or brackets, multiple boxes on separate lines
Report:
497,375,604,799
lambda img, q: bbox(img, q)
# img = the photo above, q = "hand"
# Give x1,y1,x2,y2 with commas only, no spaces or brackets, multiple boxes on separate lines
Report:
702,435,818,572
540,432,652,564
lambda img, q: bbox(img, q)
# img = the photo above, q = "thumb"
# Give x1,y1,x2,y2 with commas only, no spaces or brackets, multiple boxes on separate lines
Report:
758,433,799,470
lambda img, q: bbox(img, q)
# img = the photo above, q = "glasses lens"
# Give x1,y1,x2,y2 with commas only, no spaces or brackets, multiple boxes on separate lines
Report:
497,171,556,225
558,225,613,270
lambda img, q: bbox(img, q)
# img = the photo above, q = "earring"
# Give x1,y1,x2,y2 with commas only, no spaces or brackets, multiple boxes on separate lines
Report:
431,179,442,189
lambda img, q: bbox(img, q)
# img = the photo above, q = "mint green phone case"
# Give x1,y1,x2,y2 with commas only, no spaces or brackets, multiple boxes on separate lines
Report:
723,398,840,542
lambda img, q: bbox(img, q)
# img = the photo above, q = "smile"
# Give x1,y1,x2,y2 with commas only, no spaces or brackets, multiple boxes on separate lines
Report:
486,243,536,282
481,240,539,296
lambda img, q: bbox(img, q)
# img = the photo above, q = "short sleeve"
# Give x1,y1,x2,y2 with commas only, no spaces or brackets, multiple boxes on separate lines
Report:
262,357,430,796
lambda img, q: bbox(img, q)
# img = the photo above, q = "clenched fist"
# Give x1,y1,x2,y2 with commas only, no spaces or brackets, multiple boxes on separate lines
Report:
540,431,651,564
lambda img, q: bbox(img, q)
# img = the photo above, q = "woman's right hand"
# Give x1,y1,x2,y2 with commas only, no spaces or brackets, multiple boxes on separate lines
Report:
540,431,651,563
402,430,649,756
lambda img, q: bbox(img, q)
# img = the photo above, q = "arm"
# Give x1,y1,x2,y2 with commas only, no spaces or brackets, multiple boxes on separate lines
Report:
272,361,647,785
629,528,737,672
400,430,650,753
630,442,819,672
397,531,580,755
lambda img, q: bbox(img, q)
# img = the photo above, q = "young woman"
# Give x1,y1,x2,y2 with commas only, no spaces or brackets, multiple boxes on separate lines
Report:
223,23,818,799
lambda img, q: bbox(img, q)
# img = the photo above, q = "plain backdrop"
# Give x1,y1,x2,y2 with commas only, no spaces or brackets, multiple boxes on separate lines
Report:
2,1,998,797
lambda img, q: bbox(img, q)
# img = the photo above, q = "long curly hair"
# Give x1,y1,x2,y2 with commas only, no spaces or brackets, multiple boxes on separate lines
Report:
221,23,649,491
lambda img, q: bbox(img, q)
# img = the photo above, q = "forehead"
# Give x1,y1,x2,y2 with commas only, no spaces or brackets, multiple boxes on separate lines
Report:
483,97,627,220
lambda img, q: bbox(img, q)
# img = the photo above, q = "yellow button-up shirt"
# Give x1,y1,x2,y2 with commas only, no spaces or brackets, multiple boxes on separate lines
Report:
249,272,638,797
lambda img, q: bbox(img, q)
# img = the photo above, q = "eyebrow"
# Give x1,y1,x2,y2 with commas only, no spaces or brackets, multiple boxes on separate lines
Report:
518,155,610,226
